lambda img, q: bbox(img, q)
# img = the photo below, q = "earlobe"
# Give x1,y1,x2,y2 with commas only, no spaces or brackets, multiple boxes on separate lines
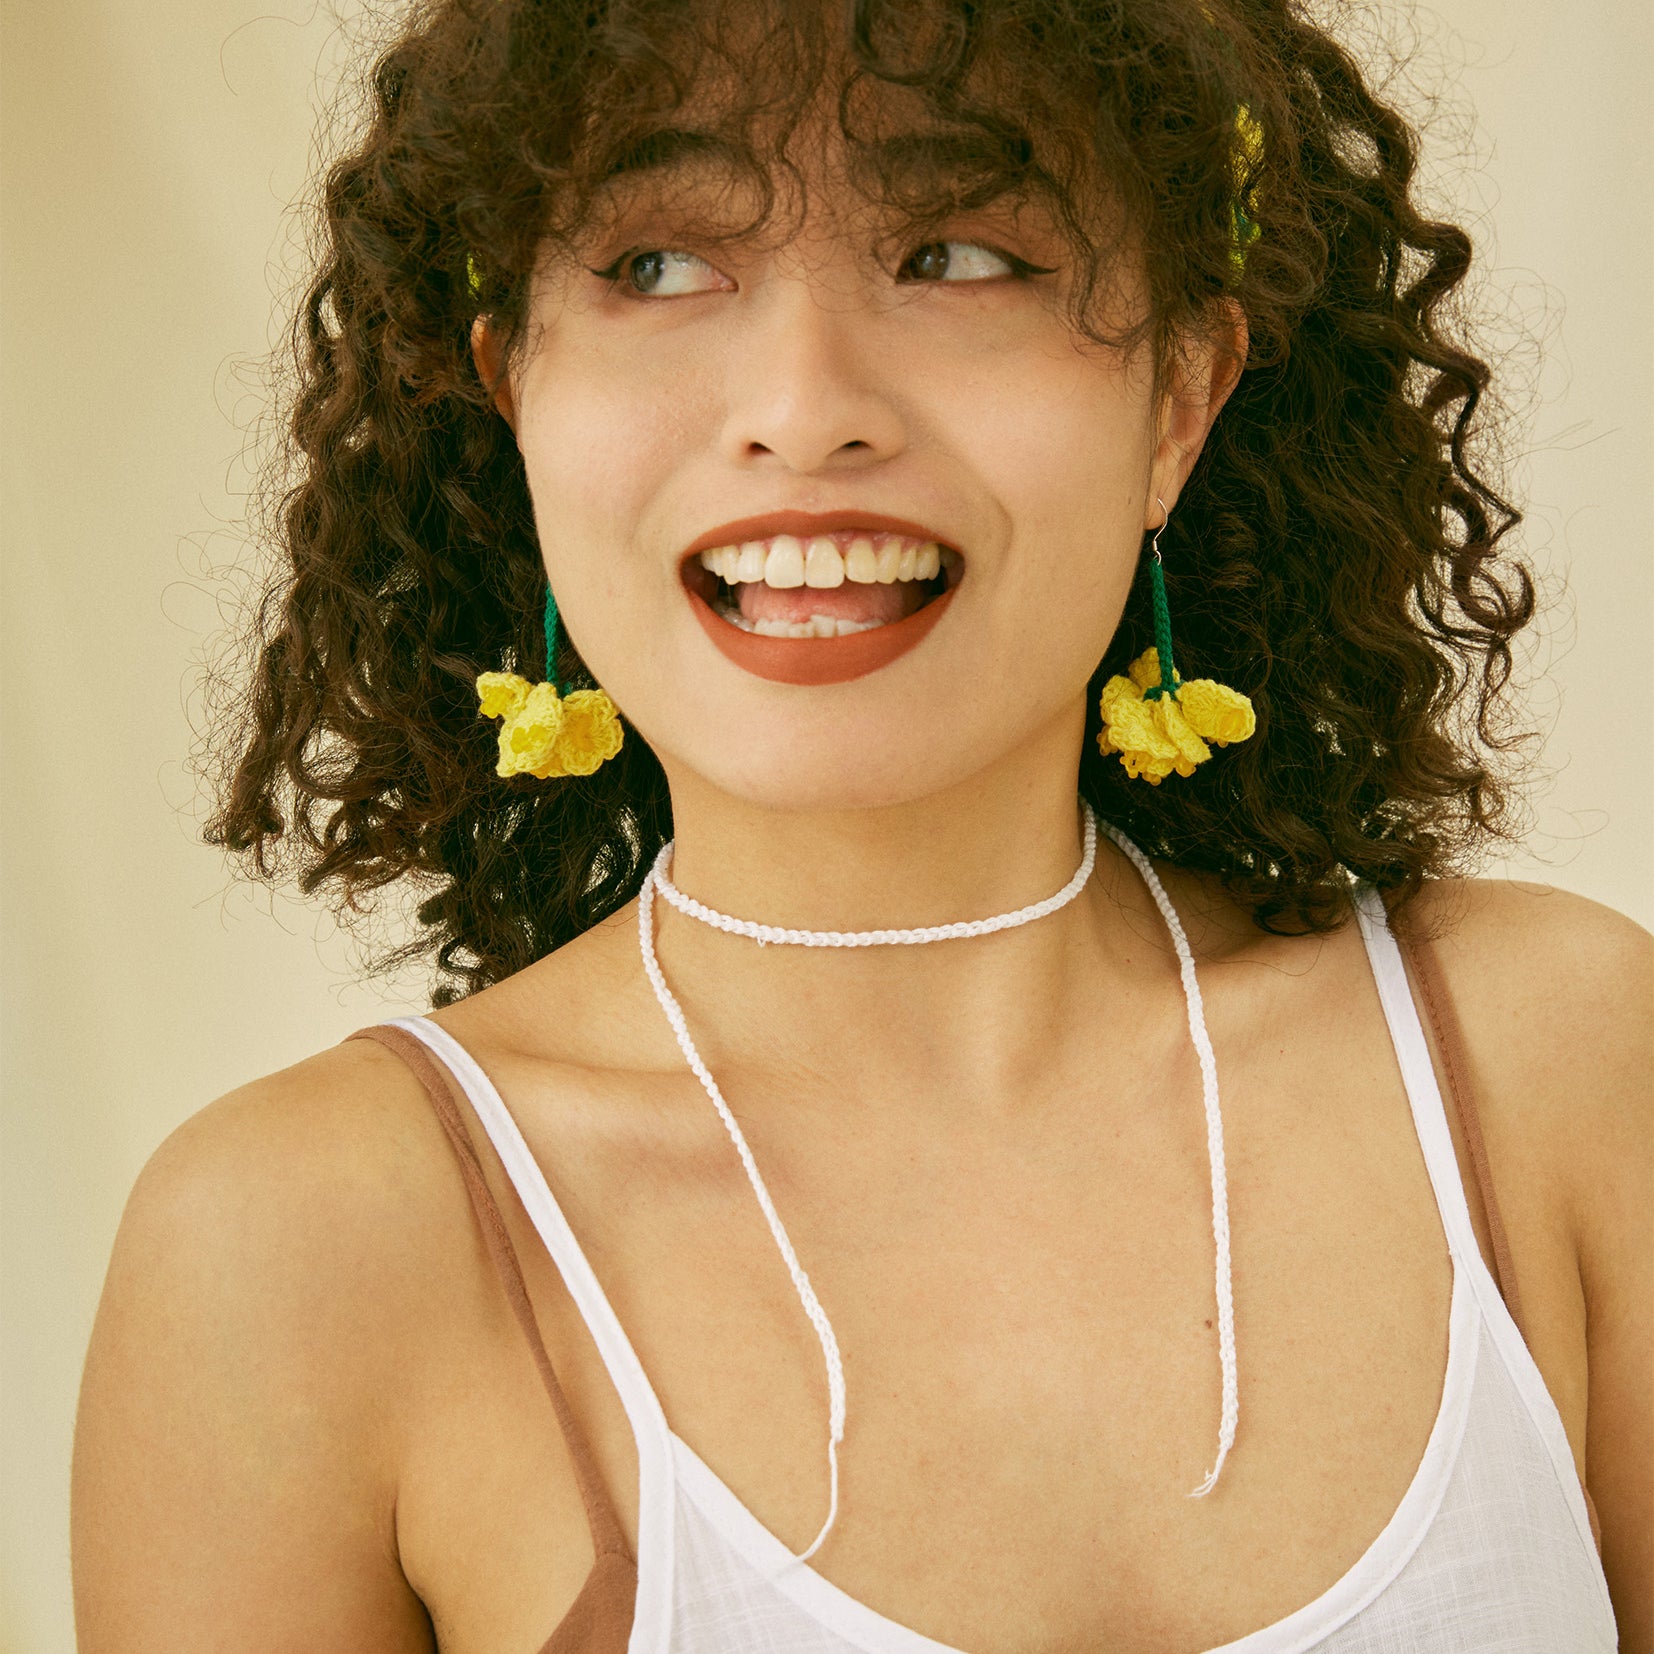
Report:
470,315,518,430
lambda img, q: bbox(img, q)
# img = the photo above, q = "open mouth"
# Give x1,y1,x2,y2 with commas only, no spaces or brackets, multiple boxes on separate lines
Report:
678,529,965,684
681,530,964,637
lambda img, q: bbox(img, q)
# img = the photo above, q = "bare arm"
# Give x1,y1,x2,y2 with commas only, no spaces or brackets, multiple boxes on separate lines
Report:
1569,919,1654,1651
71,1049,437,1652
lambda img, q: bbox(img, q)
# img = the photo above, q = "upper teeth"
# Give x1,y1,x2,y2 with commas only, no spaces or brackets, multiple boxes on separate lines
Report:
697,533,951,588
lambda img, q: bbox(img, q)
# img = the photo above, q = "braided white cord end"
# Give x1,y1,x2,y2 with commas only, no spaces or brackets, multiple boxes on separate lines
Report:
637,862,847,1561
794,1434,841,1564
1100,824,1239,1498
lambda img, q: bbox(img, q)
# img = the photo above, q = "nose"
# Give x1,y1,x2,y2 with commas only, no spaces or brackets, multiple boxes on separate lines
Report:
717,273,907,475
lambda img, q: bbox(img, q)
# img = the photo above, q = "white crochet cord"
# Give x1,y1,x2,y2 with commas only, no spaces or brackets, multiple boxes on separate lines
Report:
1100,820,1239,1496
635,797,1238,1567
636,875,846,1563
652,804,1098,947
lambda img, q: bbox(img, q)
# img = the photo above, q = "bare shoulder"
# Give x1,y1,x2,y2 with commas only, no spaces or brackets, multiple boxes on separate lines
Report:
1402,875,1651,1138
432,898,658,1073
1407,871,1651,983
72,1036,465,1651
1397,875,1651,1229
108,1034,465,1368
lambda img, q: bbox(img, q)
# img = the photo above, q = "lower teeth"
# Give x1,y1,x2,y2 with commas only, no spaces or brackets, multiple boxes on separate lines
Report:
715,602,888,638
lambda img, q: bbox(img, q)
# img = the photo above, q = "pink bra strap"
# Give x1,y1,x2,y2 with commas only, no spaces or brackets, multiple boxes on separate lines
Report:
1396,929,1526,1328
346,1024,633,1566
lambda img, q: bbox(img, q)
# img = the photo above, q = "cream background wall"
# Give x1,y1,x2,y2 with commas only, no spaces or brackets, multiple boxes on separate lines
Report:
2,2,1649,1648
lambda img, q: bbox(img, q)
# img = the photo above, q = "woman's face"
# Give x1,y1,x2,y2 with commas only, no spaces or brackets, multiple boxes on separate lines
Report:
483,134,1236,814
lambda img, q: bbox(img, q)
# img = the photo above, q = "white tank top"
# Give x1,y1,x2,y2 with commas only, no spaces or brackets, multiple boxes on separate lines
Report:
383,880,1616,1651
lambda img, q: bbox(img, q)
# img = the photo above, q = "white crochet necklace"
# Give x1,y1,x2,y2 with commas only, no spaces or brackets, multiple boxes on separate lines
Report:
635,798,1237,1566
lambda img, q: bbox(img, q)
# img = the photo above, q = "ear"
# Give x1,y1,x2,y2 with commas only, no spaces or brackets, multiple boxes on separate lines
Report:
1146,298,1248,527
470,315,519,430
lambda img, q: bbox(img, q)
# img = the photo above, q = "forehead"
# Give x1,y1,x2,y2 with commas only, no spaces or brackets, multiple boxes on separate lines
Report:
559,0,1107,208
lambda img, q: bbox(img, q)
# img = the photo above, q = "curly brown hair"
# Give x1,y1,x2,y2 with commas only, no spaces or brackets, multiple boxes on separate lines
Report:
206,0,1536,1005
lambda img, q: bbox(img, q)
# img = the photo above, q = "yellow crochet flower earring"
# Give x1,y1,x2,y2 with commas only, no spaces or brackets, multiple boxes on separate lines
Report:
476,582,623,778
1097,500,1256,783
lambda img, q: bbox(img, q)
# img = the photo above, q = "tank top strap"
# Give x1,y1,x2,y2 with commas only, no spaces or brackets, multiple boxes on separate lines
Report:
344,1022,631,1563
1350,884,1491,1280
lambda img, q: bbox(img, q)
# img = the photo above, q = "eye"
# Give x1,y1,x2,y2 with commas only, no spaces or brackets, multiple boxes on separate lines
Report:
898,241,1037,283
592,248,730,298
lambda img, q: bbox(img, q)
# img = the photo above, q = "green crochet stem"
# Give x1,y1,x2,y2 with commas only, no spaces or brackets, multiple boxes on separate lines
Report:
543,585,564,695
1142,552,1180,701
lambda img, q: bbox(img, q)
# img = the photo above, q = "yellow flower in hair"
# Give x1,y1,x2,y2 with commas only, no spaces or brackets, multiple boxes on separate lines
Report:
1232,104,1265,187
1229,103,1264,279
1097,648,1256,784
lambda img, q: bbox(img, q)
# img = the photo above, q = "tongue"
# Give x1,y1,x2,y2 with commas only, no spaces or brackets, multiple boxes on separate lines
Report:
738,580,928,626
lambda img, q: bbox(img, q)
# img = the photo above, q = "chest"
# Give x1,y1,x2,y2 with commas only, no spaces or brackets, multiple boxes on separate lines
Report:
391,955,1579,1653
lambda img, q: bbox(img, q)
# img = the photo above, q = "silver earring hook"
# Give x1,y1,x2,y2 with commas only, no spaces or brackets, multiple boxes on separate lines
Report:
1151,496,1169,562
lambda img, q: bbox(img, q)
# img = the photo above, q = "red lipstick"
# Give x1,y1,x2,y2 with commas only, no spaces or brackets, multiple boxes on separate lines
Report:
686,584,956,685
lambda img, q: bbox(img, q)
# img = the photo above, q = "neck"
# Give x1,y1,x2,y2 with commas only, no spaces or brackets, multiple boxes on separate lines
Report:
647,747,1171,1122
662,710,1109,926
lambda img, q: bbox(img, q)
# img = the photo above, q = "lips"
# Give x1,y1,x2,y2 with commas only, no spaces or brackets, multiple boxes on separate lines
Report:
680,510,962,686
686,582,957,684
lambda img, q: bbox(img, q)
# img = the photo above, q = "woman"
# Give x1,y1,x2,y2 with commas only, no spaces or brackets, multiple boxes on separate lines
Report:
71,0,1649,1649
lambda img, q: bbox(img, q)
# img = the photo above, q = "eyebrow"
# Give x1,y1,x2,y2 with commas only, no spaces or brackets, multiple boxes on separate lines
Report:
598,127,748,184
596,124,1036,198
860,127,1036,187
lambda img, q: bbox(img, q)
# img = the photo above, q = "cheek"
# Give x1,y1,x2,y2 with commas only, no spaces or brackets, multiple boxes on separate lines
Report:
515,342,700,538
510,344,713,649
944,344,1157,662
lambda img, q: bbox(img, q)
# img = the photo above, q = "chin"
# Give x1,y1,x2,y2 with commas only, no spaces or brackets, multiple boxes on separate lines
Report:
662,726,984,816
604,626,1085,814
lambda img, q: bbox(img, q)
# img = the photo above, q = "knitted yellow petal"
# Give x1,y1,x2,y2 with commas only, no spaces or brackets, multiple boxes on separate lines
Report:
476,670,532,721
1120,734,1183,783
1177,678,1257,747
1097,671,1147,751
496,682,566,778
1097,675,1183,782
544,689,624,777
1127,648,1179,695
1152,693,1213,778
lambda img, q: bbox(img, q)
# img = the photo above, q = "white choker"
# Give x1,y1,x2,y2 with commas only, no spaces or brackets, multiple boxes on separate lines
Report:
635,797,1237,1568
649,800,1099,947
